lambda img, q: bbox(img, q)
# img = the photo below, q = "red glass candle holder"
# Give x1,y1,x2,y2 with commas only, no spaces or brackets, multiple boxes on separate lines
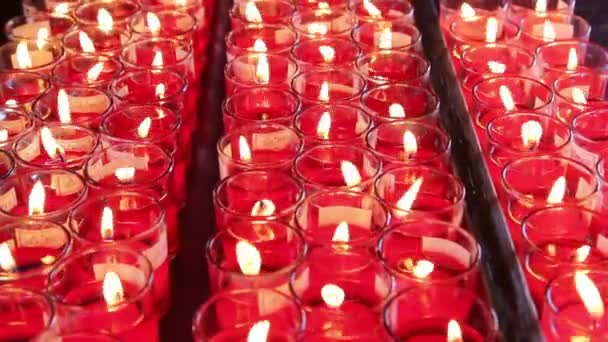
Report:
518,12,591,53
46,245,159,340
438,0,510,30
229,0,295,28
351,20,422,53
486,112,571,167
5,13,75,41
375,165,466,225
291,37,361,72
384,284,498,341
448,15,520,60
356,50,430,88
294,103,372,148
348,0,414,24
553,71,608,125
378,220,480,293
595,155,608,215
68,191,170,314
501,156,598,224
206,221,306,293
294,189,388,249
289,247,392,340
473,75,554,128
224,53,298,96
522,206,608,308
225,24,297,62
222,87,301,133
0,107,35,152
292,0,349,10
192,288,303,341
0,150,15,180
32,86,113,130
293,144,381,193
0,287,55,340
34,332,121,342
213,169,305,230
290,69,366,107
0,71,49,114
572,109,608,170
61,27,131,57
360,82,440,124
217,123,302,180
13,123,100,172
0,169,87,223
128,10,197,42
536,41,608,87
73,0,141,30
367,121,451,169
290,8,357,41
0,39,63,75
43,0,81,16
509,0,576,23
51,53,124,90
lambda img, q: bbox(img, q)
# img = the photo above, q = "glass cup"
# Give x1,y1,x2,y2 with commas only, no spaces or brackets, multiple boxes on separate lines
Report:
0,38,63,75
225,24,297,62
356,50,430,88
290,68,366,107
73,0,141,30
536,40,608,87
518,12,591,53
224,53,298,96
553,71,608,125
128,9,197,42
0,287,55,340
229,0,295,28
51,53,124,89
290,8,357,41
0,71,49,114
0,107,35,152
351,20,422,53
5,13,75,41
348,0,414,24
61,27,131,57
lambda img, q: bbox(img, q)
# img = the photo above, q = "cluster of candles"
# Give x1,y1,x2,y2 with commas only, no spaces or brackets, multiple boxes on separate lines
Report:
0,0,211,340
193,0,496,341
441,0,608,340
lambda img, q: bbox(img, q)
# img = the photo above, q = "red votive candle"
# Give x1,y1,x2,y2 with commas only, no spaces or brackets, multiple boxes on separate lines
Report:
292,0,349,10
438,0,509,34
206,221,305,293
509,0,576,23
536,41,608,87
192,288,303,342
0,287,55,340
224,52,298,96
351,20,422,53
43,0,81,16
553,71,608,124
448,15,520,61
0,38,63,76
216,123,302,180
13,123,100,172
0,107,35,152
384,284,498,341
290,69,366,107
348,0,414,24
293,144,381,193
0,71,49,114
34,332,121,342
0,169,87,223
378,220,480,293
222,87,301,133
290,8,357,41
229,0,295,29
213,170,305,231
291,37,361,72
367,121,451,169
501,156,598,224
225,24,297,62
518,12,590,53
128,10,197,42
356,50,430,88
51,53,124,90
571,109,608,169
375,165,466,225
73,0,141,30
0,218,71,290
289,247,392,341
46,246,159,341
32,86,114,130
294,103,372,148
68,192,170,314
360,82,440,124
61,27,132,57
5,13,75,41
294,189,388,250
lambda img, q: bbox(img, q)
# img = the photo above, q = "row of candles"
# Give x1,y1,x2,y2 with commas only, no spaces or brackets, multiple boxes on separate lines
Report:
0,0,212,341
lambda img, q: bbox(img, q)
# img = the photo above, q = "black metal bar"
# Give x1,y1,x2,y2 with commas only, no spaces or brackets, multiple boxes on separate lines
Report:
412,1,543,341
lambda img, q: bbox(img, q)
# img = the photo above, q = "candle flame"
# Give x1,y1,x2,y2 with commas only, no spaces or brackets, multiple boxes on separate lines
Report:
79,31,96,53
574,271,605,320
535,0,547,13
0,129,8,142
247,321,270,342
543,20,556,41
485,17,498,43
447,320,463,342
152,51,164,67
53,2,70,15
318,1,329,9
251,199,276,216
137,117,152,138
576,245,591,262
114,167,135,183
413,259,434,278
499,85,516,111
245,1,263,24
460,3,476,18
252,39,267,53
0,242,16,272
379,25,392,50
319,81,330,102
317,111,331,139
332,221,350,243
341,160,362,187
255,54,270,85
363,0,382,18
101,206,114,240
57,88,72,124
15,41,32,69
395,177,423,215
236,240,262,275
155,83,166,99
403,130,417,156
5,99,16,107
488,61,506,74
307,23,329,35
571,87,588,105
29,180,45,216
321,283,345,308
102,271,124,308
146,12,161,35
567,47,579,71
389,103,406,118
521,120,543,150
86,62,105,82
40,126,65,159
176,0,187,6
97,8,114,33
547,176,566,204
36,28,49,50
318,45,336,64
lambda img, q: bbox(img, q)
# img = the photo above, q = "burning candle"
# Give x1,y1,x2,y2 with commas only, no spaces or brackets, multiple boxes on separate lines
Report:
61,26,132,57
348,0,414,24
43,0,81,16
0,287,55,340
290,69,366,107
438,0,510,34
229,0,295,28
51,54,124,90
0,107,35,152
356,50,430,88
0,39,63,75
224,52,298,96
571,109,608,170
509,0,576,23
73,0,141,30
553,71,608,124
360,82,440,124
352,20,422,53
0,71,49,114
128,10,197,42
290,8,357,41
225,24,297,62
5,13,75,41
291,37,362,71
518,12,591,53
292,0,349,10
536,41,608,86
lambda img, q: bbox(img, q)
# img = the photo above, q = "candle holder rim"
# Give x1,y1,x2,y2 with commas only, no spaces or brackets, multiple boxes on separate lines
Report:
519,11,591,40
355,49,430,78
229,0,297,23
350,20,422,50
4,13,76,41
100,104,182,145
139,0,202,10
595,154,608,182
347,0,414,20
290,35,362,67
553,70,608,106
0,106,35,149
0,149,15,180
0,286,56,331
0,38,64,73
289,68,367,104
223,86,302,124
119,36,194,70
460,42,536,74
472,74,554,109
225,23,298,55
535,39,608,68
293,103,373,143
127,9,198,37
289,8,358,37
32,332,121,342
50,53,125,88
31,86,114,125
224,52,299,87
448,14,521,48
73,0,142,27
109,68,188,104
360,81,440,118
61,26,132,55
571,108,608,144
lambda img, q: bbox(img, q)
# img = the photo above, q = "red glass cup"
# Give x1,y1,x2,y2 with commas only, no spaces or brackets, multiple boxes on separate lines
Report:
348,0,414,24
73,0,141,30
128,9,197,42
375,165,466,225
518,12,591,53
13,123,100,172
192,288,303,341
509,0,576,23
222,87,301,133
0,169,87,223
61,27,132,57
553,71,608,125
294,189,389,250
0,107,35,152
294,103,373,148
0,71,49,114
438,0,510,33
0,218,71,290
290,37,361,72
206,221,306,293
486,112,571,167
43,0,81,16
351,20,422,53
68,191,170,314
224,53,298,96
213,169,305,231
34,332,121,342
0,150,15,180
51,53,124,90
595,155,608,215
360,82,440,125
473,75,554,128
229,0,295,28
290,8,357,41
571,109,608,170
292,0,349,10
46,246,159,341
0,39,63,75
138,0,206,31
501,156,598,224
522,206,608,309
32,86,114,130
356,50,430,88
367,121,451,169
225,24,297,62
384,284,498,341
294,144,381,193
448,15,520,61
536,41,608,87
0,287,55,340
5,13,75,41
290,68,366,107
289,247,392,340
378,220,481,293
